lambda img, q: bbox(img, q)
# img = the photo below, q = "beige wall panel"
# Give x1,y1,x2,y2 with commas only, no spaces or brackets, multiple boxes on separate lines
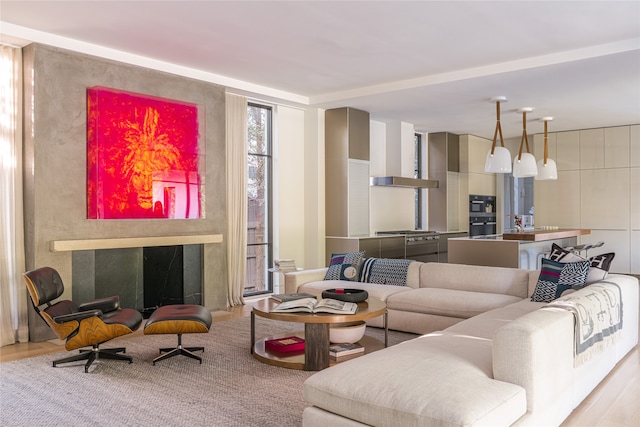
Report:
631,231,640,274
580,128,605,170
604,126,630,169
583,229,630,274
468,172,496,196
533,132,557,164
458,135,469,173
465,135,492,174
631,167,640,230
580,168,630,229
556,131,580,171
535,170,581,228
631,125,640,167
447,171,460,231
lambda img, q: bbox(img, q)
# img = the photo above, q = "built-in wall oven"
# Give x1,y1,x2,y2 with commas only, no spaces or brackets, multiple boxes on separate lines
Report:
469,195,497,237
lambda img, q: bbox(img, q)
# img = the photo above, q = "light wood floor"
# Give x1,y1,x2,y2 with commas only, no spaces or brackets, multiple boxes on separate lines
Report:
1,302,638,426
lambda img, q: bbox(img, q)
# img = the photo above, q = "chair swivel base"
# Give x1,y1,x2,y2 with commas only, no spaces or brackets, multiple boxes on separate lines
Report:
53,345,132,373
153,333,204,365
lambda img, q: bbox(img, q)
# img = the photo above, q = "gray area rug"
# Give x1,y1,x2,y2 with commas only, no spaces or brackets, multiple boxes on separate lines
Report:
0,316,417,427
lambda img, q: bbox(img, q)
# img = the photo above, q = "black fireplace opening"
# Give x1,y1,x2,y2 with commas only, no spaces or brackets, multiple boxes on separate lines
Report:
143,245,184,316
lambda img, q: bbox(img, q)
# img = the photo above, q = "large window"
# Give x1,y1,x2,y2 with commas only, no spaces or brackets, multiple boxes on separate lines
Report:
245,103,273,296
414,133,423,230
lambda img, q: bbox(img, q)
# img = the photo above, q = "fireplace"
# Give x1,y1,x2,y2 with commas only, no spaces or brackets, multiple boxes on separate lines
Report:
72,245,202,317
52,235,221,317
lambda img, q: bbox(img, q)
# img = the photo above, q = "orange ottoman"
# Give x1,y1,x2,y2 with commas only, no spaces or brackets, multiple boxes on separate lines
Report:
144,304,212,365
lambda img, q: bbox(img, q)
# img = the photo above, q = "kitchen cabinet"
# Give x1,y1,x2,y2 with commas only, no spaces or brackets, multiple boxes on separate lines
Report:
325,236,405,265
437,231,468,263
325,107,370,237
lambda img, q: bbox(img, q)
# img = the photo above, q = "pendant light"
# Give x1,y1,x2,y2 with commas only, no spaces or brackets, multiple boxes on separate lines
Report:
512,107,538,178
536,117,558,180
484,96,512,173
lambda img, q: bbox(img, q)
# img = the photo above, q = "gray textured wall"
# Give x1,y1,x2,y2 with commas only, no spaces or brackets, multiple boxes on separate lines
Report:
23,43,228,341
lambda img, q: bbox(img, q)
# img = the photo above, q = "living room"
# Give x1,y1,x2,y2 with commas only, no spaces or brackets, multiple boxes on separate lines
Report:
1,2,639,426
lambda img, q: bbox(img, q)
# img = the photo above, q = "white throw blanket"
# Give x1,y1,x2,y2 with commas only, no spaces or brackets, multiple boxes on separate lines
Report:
544,282,623,366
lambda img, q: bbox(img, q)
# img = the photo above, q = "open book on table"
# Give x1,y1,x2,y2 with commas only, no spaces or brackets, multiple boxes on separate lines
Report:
271,298,358,315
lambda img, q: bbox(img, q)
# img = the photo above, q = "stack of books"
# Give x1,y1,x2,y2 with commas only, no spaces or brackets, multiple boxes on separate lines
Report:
264,336,305,353
274,259,297,272
329,343,364,360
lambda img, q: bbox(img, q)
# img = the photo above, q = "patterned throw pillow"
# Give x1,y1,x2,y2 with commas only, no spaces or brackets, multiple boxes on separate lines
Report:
359,258,413,286
324,251,364,281
531,258,590,302
547,243,615,284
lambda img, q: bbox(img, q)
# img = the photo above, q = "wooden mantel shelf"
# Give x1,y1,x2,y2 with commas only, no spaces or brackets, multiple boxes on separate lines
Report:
502,229,590,242
50,234,223,252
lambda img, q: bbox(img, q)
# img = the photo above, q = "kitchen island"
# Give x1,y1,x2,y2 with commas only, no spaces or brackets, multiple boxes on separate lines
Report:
448,229,591,270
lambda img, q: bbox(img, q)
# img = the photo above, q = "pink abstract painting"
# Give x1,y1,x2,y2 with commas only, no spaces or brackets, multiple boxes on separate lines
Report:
87,87,204,219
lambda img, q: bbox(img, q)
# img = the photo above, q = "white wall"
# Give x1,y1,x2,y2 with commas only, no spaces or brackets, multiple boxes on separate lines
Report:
369,120,415,232
534,124,640,274
275,105,326,276
275,105,306,271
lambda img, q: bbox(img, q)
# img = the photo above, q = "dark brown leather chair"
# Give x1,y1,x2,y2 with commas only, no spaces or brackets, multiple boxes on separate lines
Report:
23,266,143,372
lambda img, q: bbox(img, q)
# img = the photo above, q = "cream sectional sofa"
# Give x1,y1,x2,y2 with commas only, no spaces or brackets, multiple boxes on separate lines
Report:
284,262,639,427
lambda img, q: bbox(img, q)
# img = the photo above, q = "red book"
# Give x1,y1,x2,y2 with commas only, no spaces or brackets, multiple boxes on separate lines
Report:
264,336,305,353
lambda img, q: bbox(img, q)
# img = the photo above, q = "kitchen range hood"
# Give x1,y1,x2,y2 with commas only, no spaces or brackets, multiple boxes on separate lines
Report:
370,176,439,189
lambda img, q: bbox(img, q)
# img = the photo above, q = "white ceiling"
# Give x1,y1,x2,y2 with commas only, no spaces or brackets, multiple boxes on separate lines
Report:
1,1,639,139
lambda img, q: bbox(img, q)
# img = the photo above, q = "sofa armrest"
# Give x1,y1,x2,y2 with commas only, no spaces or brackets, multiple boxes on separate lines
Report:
493,308,574,416
284,268,328,293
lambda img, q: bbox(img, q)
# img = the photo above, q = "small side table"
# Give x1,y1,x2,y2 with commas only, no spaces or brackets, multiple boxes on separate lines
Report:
268,267,303,294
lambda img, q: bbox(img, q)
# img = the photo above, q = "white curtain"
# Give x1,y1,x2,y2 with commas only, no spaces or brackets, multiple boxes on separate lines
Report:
1,45,28,346
225,93,247,306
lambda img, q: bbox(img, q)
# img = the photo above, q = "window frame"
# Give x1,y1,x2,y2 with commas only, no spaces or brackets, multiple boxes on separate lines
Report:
245,102,273,297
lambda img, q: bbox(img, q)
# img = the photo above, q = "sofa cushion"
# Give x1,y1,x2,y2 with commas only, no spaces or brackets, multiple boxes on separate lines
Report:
387,288,523,319
547,243,616,285
299,280,412,303
531,258,590,302
304,333,527,427
445,299,547,339
324,251,364,281
419,262,530,298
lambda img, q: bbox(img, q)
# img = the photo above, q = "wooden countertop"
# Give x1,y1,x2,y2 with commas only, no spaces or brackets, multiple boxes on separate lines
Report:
502,229,590,241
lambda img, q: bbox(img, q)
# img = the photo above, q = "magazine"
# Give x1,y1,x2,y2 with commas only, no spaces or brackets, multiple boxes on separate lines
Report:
270,292,317,303
330,342,364,358
271,298,358,315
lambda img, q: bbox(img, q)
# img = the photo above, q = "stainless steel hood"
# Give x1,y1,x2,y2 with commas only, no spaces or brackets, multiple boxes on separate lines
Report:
370,176,439,188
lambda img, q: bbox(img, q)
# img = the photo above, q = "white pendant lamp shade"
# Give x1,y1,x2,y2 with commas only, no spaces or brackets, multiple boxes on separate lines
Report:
535,117,558,181
485,146,512,173
536,157,558,180
513,152,538,177
484,96,511,173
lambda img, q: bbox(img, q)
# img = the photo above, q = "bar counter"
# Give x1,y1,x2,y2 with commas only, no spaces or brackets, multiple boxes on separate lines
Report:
448,229,590,270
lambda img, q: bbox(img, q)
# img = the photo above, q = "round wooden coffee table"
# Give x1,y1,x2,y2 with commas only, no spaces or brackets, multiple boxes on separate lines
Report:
251,297,387,371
